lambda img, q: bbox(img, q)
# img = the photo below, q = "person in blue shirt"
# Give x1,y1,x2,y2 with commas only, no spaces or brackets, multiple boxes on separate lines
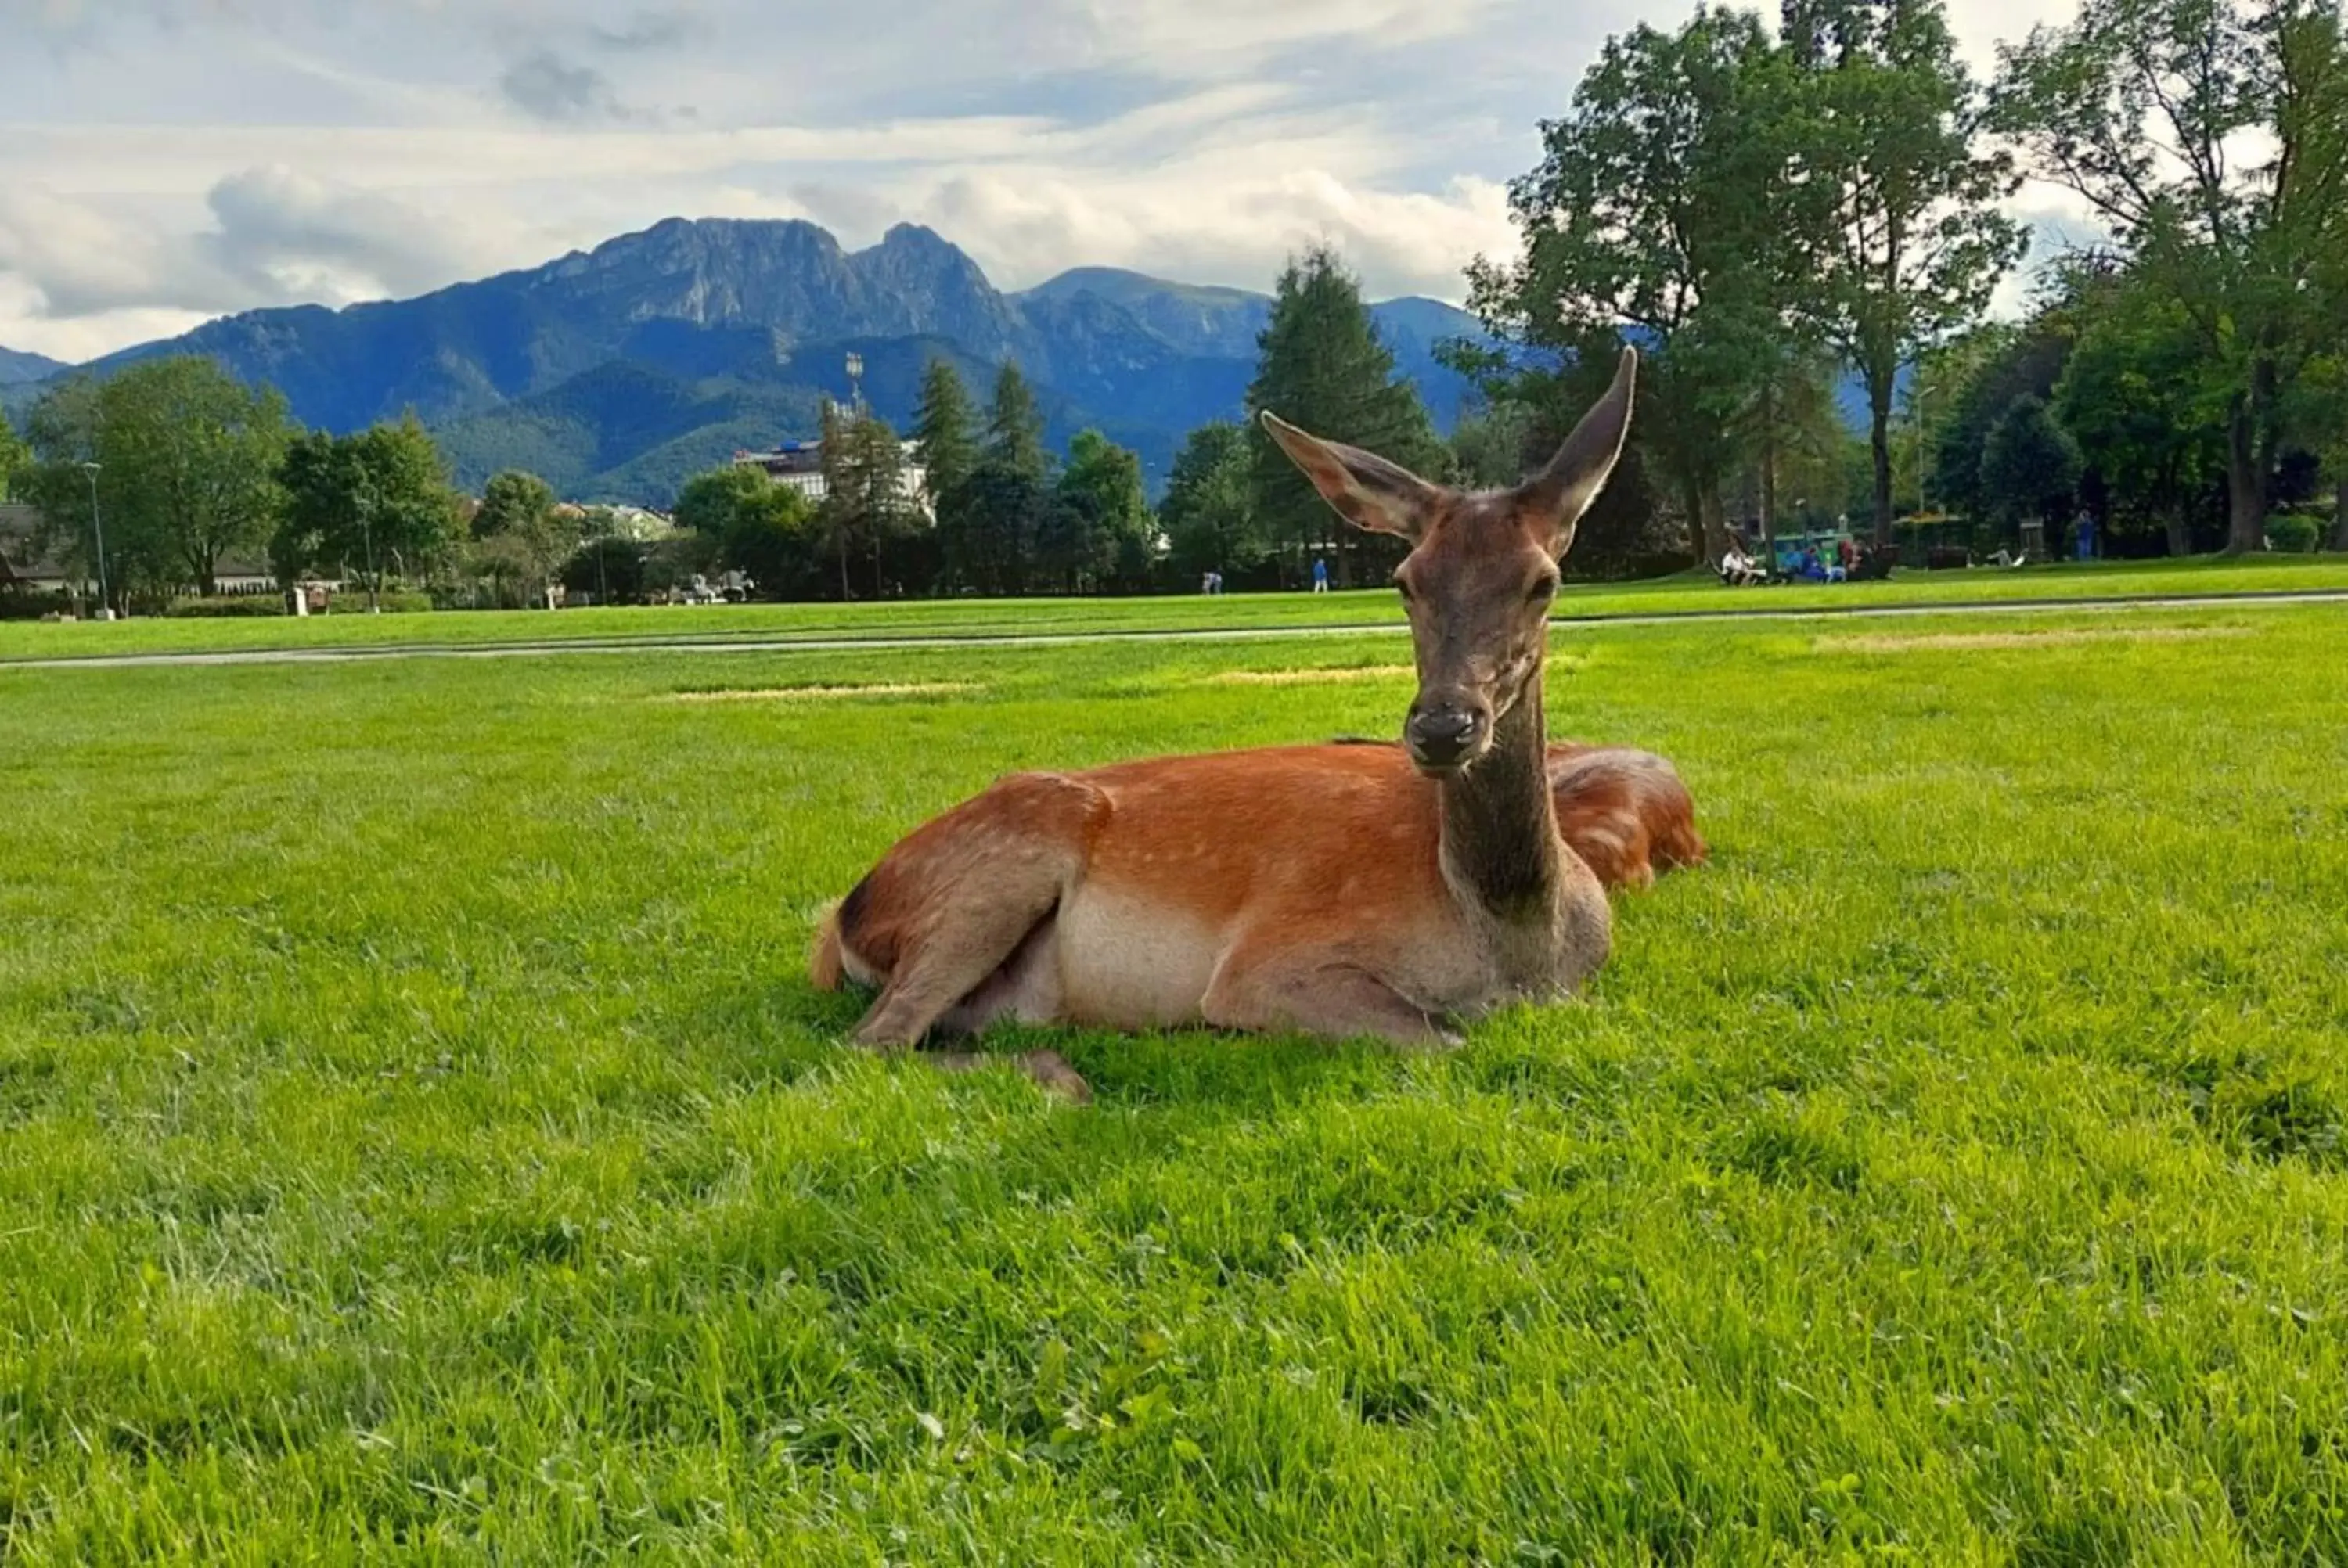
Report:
1312,556,1330,592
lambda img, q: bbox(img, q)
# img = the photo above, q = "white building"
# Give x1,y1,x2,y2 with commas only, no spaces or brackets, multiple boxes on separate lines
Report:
732,438,931,520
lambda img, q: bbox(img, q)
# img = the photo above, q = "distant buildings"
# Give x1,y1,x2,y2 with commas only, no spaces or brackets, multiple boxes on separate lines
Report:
0,504,77,595
731,438,931,519
1,502,279,599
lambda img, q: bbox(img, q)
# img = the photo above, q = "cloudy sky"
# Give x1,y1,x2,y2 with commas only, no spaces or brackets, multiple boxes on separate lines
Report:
0,0,2094,364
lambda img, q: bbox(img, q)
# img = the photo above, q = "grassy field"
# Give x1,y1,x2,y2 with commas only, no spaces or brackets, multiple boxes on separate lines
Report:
2,601,2346,1561
4,552,2347,661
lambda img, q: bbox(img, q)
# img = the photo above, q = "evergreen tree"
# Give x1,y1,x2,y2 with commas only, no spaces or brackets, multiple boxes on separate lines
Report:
985,363,1049,484
1246,246,1440,586
913,358,978,518
817,404,915,598
1161,421,1265,582
816,397,856,597
911,358,980,592
953,363,1053,594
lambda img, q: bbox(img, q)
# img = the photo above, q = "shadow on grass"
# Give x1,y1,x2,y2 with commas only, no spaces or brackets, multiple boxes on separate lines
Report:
675,968,1427,1120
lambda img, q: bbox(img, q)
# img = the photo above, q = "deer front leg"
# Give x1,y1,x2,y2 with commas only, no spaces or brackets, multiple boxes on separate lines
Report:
1201,944,1463,1049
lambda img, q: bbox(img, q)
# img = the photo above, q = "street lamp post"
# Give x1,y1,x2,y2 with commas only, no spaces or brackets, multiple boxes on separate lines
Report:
78,462,108,619
844,351,864,414
357,474,380,613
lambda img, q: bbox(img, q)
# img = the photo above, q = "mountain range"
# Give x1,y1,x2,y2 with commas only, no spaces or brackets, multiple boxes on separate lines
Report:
0,218,1491,504
0,346,70,386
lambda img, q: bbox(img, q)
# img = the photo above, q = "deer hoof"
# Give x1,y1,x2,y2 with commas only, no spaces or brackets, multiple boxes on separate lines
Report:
1017,1049,1093,1105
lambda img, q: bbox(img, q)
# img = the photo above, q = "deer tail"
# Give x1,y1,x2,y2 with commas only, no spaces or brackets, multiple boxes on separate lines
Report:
808,901,846,991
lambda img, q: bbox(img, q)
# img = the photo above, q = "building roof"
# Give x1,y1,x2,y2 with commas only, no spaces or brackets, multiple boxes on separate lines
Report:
0,503,73,585
0,503,273,589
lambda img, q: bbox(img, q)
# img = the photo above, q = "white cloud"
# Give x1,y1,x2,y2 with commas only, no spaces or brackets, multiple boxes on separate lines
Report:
0,186,254,319
0,0,2090,362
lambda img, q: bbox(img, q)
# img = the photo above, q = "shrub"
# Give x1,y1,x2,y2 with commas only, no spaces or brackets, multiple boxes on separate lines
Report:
166,595,285,618
0,589,76,622
2265,513,2321,554
323,590,434,614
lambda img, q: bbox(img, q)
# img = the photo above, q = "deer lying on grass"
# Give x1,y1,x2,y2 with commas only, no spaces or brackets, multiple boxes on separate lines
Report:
812,350,1702,1100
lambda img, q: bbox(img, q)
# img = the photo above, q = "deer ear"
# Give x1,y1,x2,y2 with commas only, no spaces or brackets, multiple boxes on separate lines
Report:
1259,411,1440,541
1518,347,1637,556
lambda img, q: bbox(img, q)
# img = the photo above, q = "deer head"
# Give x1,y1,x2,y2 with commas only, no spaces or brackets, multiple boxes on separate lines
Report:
1262,347,1637,776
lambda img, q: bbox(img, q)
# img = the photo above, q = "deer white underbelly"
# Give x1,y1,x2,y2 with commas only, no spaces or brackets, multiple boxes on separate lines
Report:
1052,884,1226,1030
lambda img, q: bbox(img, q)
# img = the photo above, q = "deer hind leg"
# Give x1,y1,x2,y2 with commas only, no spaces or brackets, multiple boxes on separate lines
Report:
929,1047,1093,1104
841,771,1107,1052
1547,746,1705,890
1201,937,1460,1050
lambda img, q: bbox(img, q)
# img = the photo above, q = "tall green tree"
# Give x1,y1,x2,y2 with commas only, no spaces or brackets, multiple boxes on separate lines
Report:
0,415,27,502
23,357,290,601
469,469,575,602
673,463,776,539
1783,0,2026,545
985,364,1049,486
2054,282,2228,555
1053,429,1155,592
818,405,916,598
1248,246,1440,584
672,462,823,595
278,415,463,592
912,359,982,591
1922,281,2088,521
1466,9,1805,564
948,364,1054,595
351,416,465,583
913,358,979,516
1161,421,1266,581
1979,394,2083,539
1992,0,2348,551
721,483,823,599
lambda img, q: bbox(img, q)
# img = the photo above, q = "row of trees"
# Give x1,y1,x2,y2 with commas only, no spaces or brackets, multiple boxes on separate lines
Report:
18,0,2340,609
1451,0,2348,561
660,372,1159,602
5,355,662,611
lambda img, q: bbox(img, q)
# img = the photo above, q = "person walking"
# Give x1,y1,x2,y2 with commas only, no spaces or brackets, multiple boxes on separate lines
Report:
1311,556,1330,593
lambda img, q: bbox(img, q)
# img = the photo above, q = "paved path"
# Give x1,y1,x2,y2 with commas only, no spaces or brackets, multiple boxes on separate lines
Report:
5,587,2345,671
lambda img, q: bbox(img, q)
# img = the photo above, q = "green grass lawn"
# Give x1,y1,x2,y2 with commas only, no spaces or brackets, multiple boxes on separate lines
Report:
3,603,2346,1561
4,551,2346,662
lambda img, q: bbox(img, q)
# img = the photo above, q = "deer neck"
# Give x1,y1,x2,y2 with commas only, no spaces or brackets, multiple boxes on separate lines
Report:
1436,666,1561,923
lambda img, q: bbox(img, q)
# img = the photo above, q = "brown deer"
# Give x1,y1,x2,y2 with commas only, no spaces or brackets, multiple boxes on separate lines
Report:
811,350,1702,1100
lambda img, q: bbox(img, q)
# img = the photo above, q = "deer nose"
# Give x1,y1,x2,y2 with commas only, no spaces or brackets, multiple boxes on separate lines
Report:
1406,707,1479,768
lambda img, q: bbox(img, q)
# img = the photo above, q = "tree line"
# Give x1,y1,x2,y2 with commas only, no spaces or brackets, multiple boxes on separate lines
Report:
1452,0,2348,563
0,242,1463,609
3,356,617,613
7,0,2343,608
669,252,1445,601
